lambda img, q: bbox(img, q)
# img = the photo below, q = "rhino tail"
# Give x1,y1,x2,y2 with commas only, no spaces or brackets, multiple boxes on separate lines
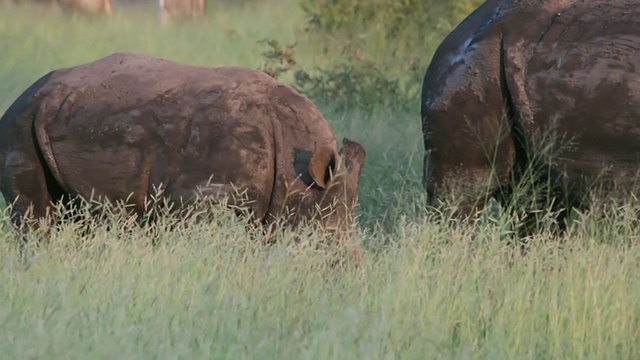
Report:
499,35,534,166
32,92,75,190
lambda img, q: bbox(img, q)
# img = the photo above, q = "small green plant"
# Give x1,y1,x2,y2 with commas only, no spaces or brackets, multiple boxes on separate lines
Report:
292,0,486,113
293,59,406,112
258,39,297,79
259,39,411,112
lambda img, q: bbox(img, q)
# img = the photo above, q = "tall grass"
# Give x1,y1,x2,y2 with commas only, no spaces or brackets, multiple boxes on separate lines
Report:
1,1,640,358
2,199,640,358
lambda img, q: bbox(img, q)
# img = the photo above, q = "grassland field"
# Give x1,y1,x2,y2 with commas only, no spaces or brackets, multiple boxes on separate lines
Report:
1,1,640,358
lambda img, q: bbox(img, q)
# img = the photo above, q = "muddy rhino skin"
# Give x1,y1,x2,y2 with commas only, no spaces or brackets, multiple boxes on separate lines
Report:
421,0,640,223
0,52,366,232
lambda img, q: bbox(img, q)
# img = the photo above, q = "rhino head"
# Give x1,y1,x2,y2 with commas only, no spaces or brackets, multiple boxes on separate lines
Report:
304,138,367,232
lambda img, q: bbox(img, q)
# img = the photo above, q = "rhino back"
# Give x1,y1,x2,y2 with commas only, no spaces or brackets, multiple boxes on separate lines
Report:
34,53,278,216
504,1,640,183
420,0,509,115
420,0,640,208
421,0,580,114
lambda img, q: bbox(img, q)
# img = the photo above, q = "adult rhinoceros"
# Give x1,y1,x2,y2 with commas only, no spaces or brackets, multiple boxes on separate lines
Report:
421,0,640,228
0,52,366,235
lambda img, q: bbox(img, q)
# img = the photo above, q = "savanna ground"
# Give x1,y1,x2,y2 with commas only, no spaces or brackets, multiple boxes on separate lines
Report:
1,0,640,358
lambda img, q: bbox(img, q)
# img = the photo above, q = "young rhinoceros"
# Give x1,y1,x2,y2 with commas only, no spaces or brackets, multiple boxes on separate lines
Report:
0,52,366,236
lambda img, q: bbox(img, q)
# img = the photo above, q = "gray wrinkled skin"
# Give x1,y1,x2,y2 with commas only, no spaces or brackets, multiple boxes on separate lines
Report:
421,0,640,219
0,52,366,234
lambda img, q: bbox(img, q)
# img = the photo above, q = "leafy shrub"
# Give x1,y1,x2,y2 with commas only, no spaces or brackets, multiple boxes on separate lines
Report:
288,0,484,112
258,39,297,80
259,0,485,113
292,58,406,112
260,39,409,112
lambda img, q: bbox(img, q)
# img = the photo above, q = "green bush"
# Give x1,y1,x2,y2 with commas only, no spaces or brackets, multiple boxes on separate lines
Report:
293,59,406,112
287,0,485,113
259,39,408,112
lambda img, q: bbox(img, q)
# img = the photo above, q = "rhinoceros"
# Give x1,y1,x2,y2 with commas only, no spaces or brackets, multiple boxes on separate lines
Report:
0,52,366,234
421,0,640,228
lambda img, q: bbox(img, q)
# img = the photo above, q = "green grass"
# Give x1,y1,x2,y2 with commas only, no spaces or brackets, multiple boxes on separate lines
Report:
1,1,640,358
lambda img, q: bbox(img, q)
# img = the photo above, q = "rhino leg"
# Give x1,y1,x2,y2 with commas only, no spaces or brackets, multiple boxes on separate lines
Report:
499,35,582,237
0,72,61,238
422,84,517,217
1,137,61,233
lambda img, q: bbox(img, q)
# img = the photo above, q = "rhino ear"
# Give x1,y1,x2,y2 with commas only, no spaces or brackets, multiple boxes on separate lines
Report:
309,145,339,189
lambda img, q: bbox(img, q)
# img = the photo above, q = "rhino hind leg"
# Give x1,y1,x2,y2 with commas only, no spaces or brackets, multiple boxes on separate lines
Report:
493,165,582,245
1,138,64,236
498,38,584,239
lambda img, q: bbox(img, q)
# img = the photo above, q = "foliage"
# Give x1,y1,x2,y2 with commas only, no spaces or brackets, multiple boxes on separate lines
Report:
260,39,409,112
293,59,406,112
258,39,297,79
290,0,485,112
